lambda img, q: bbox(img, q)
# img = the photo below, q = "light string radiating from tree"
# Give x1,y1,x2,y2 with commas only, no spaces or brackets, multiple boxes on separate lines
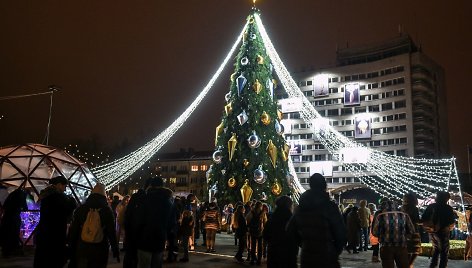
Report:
92,11,463,209
254,13,461,200
92,21,249,190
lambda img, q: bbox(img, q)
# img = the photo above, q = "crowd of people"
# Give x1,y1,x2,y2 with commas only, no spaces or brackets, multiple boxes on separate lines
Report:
0,173,472,268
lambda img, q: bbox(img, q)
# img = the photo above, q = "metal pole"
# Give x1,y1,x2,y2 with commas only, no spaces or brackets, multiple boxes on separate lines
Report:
44,85,60,145
45,92,53,145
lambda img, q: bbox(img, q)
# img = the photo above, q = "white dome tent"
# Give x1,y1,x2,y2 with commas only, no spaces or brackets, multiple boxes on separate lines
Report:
0,143,97,204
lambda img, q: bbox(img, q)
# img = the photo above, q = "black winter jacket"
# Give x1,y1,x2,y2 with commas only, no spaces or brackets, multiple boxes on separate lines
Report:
34,186,77,268
68,193,119,267
136,187,176,253
422,202,456,232
287,189,347,268
263,207,297,268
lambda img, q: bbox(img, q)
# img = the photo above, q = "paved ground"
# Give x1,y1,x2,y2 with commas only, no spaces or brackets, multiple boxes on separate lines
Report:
0,233,470,267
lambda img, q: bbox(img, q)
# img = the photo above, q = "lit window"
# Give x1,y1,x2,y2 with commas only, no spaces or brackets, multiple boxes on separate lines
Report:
191,165,198,171
200,165,208,171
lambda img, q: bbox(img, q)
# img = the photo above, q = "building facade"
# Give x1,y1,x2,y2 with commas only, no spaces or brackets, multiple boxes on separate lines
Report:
153,148,211,200
277,35,449,191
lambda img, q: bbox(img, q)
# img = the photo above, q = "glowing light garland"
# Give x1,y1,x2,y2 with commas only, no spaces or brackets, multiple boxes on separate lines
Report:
92,11,464,211
92,21,249,190
254,13,464,208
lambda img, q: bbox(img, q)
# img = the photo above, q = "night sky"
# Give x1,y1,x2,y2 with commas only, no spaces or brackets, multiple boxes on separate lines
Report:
1,1,471,172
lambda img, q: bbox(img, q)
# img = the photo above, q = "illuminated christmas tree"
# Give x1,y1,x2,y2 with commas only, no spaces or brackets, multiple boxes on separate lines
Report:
208,9,291,205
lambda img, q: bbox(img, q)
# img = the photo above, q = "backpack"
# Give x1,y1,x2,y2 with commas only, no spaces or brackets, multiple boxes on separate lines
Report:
81,208,104,243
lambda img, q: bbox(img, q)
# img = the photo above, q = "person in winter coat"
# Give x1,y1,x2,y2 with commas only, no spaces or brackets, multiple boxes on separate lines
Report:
198,202,208,246
357,200,371,251
421,191,457,268
347,206,361,253
178,210,194,262
136,177,176,268
34,176,77,268
203,202,220,253
372,199,415,268
263,195,297,268
116,195,130,245
401,193,421,267
287,173,346,268
123,178,151,268
233,204,247,262
368,203,380,262
0,188,27,257
166,196,182,263
246,201,267,265
68,183,120,268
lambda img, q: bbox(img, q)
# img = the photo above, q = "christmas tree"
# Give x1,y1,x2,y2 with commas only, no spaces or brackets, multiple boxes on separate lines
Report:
208,8,292,205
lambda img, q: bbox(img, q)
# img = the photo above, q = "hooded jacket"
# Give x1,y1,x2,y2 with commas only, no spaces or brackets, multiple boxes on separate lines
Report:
287,189,346,268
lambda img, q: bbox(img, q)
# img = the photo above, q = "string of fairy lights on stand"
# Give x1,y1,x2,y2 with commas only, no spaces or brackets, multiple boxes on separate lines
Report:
92,21,249,190
255,13,464,205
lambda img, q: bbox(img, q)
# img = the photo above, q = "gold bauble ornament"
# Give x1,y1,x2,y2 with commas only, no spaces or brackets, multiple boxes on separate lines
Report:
277,109,283,120
281,143,290,161
225,102,233,116
257,55,264,64
228,133,237,161
243,159,250,168
215,122,224,146
253,79,262,94
266,140,277,168
240,179,253,204
248,17,255,24
228,177,237,188
261,111,271,125
271,179,282,195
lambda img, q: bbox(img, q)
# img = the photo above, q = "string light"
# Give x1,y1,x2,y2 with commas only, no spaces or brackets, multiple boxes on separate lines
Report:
92,21,249,190
254,13,463,202
92,11,463,212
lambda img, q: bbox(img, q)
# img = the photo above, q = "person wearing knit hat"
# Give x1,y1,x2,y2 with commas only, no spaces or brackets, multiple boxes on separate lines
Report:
34,176,76,267
92,183,106,196
286,173,346,268
68,182,120,267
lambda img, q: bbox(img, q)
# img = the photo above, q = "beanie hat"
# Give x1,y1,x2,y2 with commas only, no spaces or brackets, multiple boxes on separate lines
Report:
92,183,106,196
50,176,68,185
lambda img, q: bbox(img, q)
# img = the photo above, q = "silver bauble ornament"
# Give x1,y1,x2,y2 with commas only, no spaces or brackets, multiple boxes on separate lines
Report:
212,149,223,163
275,120,284,135
238,110,249,125
221,169,226,175
253,165,266,184
247,131,261,149
241,57,249,66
